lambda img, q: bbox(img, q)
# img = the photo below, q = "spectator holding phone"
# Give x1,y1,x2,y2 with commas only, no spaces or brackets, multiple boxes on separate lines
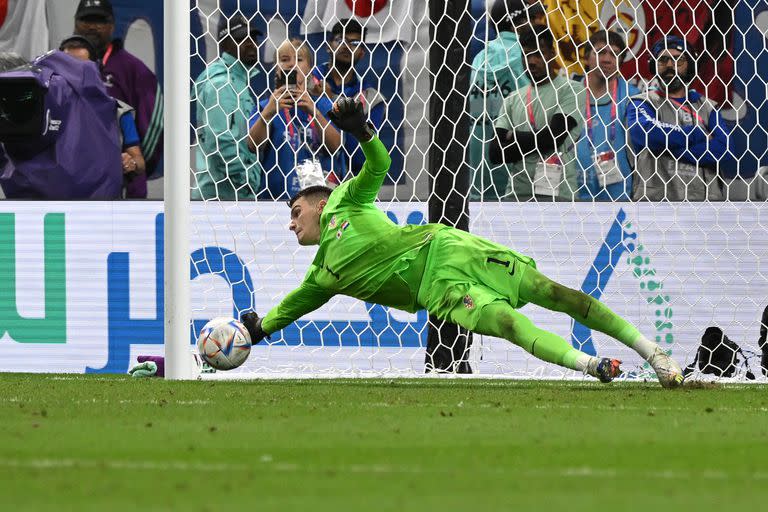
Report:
248,38,342,200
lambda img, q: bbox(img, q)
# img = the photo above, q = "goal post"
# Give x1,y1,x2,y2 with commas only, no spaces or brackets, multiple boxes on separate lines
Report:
426,0,474,373
163,0,192,380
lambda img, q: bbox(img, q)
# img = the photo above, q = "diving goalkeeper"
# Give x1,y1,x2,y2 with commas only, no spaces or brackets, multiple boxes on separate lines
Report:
241,98,684,387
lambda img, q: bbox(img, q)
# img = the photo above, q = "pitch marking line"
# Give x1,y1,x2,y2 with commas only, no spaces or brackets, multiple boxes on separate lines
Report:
1,458,767,481
1,396,767,413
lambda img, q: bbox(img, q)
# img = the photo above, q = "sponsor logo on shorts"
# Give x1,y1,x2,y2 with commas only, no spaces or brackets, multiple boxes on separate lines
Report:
463,294,475,309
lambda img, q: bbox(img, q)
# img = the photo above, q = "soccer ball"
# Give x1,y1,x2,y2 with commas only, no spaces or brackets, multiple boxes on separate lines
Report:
196,317,252,371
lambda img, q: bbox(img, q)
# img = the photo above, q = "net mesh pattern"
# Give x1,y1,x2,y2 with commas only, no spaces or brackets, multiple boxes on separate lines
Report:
187,0,768,381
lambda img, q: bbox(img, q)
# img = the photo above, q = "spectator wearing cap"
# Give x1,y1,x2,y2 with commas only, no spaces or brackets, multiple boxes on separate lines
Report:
73,0,163,198
489,25,586,201
60,35,146,197
575,30,639,201
627,35,733,201
192,13,264,201
247,39,342,200
469,0,545,199
312,19,386,176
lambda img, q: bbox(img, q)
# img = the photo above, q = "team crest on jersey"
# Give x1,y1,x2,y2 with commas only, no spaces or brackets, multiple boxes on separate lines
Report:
463,294,475,309
328,215,337,229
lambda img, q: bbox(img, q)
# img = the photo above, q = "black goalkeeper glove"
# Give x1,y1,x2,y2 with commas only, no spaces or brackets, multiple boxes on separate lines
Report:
240,311,270,345
327,97,376,142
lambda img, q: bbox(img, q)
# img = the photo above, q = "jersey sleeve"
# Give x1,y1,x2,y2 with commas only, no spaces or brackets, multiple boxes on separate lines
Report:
195,78,244,167
688,108,733,166
494,92,519,131
119,111,140,149
342,136,392,204
131,59,163,172
627,97,708,155
248,99,268,128
261,272,335,334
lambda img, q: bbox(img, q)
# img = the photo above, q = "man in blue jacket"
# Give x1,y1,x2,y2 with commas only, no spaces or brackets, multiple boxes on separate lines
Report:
627,35,733,201
192,13,263,201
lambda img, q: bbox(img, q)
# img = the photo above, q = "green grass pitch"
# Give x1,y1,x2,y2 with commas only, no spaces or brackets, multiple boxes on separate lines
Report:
1,374,766,511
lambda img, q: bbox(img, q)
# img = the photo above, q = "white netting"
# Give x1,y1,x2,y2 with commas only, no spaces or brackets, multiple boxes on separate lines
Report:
187,0,768,381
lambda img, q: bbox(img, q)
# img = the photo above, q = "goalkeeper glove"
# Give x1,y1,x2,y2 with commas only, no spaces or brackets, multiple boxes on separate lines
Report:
240,311,270,345
327,97,376,142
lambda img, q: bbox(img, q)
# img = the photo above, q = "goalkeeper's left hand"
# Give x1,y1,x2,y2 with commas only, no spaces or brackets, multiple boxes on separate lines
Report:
327,97,375,142
240,311,270,345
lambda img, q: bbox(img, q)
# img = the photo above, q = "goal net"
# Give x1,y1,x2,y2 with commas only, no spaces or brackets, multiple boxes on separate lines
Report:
182,0,768,381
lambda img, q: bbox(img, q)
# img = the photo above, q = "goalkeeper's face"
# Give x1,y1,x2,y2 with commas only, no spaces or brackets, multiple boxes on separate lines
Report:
289,196,326,245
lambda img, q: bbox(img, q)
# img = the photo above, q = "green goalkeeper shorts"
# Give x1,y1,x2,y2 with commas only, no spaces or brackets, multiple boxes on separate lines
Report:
416,228,537,331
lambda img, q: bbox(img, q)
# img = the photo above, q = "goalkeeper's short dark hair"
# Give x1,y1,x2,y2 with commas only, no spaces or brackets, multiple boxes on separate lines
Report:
288,185,333,207
518,24,555,53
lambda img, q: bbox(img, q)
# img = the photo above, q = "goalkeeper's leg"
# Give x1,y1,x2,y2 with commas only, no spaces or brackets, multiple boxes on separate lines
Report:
517,266,683,388
471,302,621,383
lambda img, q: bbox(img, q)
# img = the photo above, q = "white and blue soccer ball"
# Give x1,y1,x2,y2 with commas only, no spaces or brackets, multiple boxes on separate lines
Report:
196,317,252,371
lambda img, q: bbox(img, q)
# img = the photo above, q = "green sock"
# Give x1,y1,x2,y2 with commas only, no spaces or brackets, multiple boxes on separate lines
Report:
580,297,642,348
527,330,594,371
474,302,598,372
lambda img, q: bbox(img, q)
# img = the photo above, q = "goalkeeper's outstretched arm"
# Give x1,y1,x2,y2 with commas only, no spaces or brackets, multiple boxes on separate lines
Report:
241,275,334,344
240,98,389,344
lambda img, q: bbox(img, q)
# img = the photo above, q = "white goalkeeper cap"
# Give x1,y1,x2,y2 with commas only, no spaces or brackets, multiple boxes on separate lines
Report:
295,158,338,189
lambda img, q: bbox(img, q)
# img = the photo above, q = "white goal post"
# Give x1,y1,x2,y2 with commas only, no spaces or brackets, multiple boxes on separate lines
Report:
164,0,192,380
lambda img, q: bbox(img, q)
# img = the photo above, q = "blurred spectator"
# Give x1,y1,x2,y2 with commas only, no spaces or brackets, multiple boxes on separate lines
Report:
0,50,122,199
576,30,639,201
73,0,163,197
60,35,146,197
248,39,342,200
192,13,263,201
0,0,48,61
469,0,545,199
627,36,733,201
489,25,585,201
313,19,386,175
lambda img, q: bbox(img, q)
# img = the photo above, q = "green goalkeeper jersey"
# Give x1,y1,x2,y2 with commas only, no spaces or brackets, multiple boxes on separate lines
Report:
261,137,447,334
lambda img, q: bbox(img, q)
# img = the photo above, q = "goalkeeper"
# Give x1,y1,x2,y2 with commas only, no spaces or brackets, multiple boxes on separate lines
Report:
241,98,684,387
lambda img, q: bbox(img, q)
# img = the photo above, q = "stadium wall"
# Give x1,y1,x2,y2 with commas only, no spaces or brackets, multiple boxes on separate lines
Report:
0,202,765,377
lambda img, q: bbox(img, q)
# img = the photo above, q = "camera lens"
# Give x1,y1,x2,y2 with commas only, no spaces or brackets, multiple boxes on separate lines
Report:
0,79,44,138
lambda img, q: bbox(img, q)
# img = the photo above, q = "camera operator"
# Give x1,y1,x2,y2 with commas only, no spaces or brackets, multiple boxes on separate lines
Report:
0,50,122,199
